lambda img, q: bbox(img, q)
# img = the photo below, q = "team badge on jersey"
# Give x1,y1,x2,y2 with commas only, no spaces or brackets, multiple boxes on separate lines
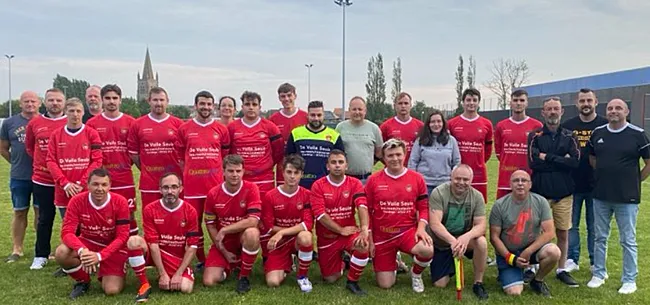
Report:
213,133,220,139
342,190,350,198
180,219,186,228
82,143,89,150
325,135,332,141
121,128,128,134
168,129,175,136
259,133,267,139
405,184,412,192
107,218,113,224
297,202,304,210
240,200,246,208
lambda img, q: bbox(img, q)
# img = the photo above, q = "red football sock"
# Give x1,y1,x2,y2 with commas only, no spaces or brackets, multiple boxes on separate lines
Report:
239,247,259,279
64,265,90,283
297,245,313,278
128,254,149,286
347,251,369,282
412,255,431,275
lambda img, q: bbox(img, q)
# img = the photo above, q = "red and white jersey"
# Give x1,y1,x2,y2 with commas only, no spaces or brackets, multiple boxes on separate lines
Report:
365,168,429,242
61,191,130,261
25,114,67,186
228,117,284,189
447,115,494,184
46,125,103,189
494,117,543,190
380,116,424,165
86,113,135,188
261,186,313,236
143,199,199,259
204,181,262,231
311,175,367,239
269,109,308,183
127,113,184,192
178,118,231,198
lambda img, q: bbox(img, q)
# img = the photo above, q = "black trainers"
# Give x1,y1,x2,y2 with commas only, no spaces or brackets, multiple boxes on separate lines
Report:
194,262,205,273
53,267,67,277
530,279,552,298
346,281,367,296
313,251,319,262
236,277,251,294
523,269,536,284
135,283,152,303
69,282,90,300
472,282,489,300
342,252,351,271
556,271,579,287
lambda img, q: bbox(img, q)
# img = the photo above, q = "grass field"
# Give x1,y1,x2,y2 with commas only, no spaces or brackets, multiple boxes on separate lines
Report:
0,159,647,304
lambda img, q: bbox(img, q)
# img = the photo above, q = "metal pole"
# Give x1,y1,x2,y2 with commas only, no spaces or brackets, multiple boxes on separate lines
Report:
5,54,14,117
335,0,352,120
305,64,313,103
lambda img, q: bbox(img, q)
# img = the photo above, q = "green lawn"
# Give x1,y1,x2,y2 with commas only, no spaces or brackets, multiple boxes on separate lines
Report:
0,159,647,304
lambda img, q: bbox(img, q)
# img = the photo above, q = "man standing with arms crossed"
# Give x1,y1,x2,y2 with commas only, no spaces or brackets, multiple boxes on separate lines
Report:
26,88,67,270
562,88,608,273
527,97,580,287
1,91,41,263
86,84,151,301
178,90,230,268
269,83,308,186
380,92,424,165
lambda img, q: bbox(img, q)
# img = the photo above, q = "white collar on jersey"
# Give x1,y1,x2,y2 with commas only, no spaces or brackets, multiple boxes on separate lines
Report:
384,168,407,179
393,116,413,125
241,117,261,128
88,192,112,210
277,186,299,198
101,112,124,121
159,199,184,213
222,182,243,197
508,116,530,125
326,175,347,187
192,117,215,127
148,113,170,123
460,114,480,122
65,124,86,136
278,108,301,119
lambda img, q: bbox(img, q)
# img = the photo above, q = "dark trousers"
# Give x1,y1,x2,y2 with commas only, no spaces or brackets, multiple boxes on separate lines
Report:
33,183,56,258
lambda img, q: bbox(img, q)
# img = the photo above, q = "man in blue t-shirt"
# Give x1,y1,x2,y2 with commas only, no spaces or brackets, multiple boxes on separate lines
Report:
0,91,42,263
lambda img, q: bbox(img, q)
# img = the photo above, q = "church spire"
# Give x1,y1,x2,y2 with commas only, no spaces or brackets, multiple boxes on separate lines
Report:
142,47,154,80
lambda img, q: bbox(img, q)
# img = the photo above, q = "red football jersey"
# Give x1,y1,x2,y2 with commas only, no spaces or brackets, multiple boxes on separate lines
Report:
143,199,200,259
311,175,367,239
380,116,424,165
46,125,103,190
25,114,67,186
204,181,262,231
447,115,494,184
61,191,130,261
365,168,429,242
494,117,543,190
86,113,136,188
269,109,308,183
261,186,313,236
127,114,184,192
228,118,284,190
178,118,231,197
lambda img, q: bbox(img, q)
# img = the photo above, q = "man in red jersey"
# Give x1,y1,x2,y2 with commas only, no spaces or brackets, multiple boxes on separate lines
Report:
311,149,370,295
494,89,543,200
448,88,494,203
203,154,262,294
26,88,67,270
380,92,424,165
366,138,433,293
54,168,130,299
128,173,199,299
228,91,283,199
262,154,314,292
86,84,151,301
128,87,184,212
269,83,308,185
178,90,230,267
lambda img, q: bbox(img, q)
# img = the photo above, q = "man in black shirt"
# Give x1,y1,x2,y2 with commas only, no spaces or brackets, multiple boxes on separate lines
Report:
562,88,608,273
586,99,650,295
82,85,102,123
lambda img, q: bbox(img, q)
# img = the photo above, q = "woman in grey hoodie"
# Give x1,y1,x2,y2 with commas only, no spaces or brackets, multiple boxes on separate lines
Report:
408,110,461,194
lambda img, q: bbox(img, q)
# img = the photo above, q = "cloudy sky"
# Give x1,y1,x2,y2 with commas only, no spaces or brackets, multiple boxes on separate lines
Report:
2,0,650,111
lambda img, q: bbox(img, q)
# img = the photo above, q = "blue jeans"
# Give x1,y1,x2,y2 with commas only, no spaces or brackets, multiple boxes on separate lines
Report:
568,192,594,265
592,199,638,283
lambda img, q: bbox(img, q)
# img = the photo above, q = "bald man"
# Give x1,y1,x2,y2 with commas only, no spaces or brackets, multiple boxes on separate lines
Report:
83,85,102,123
427,164,488,300
489,170,560,297
587,99,650,294
1,91,42,263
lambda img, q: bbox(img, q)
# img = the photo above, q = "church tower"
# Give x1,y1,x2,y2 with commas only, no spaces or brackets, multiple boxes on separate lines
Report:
137,48,159,101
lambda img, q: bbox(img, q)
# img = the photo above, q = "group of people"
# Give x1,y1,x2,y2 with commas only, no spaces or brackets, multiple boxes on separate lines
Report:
0,82,646,302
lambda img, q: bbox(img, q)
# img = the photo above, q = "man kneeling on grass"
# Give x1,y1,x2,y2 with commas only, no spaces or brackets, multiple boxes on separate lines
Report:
55,168,130,299
427,164,488,300
489,170,560,297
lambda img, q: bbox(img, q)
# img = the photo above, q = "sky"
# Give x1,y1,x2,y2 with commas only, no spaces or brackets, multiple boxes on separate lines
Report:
2,0,650,112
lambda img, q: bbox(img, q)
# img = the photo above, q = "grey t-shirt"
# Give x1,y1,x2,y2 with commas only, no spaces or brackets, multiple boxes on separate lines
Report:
336,119,383,175
427,182,485,249
489,192,552,252
0,114,33,180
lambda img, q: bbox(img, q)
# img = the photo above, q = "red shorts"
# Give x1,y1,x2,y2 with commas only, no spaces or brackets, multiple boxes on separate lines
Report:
112,187,137,213
372,227,418,272
317,233,358,277
146,249,194,281
264,236,297,274
183,197,205,220
205,234,242,271
472,184,488,204
81,237,128,278
496,189,511,201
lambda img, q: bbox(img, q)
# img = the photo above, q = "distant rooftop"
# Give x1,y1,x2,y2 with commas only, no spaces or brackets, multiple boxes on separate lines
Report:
520,66,650,97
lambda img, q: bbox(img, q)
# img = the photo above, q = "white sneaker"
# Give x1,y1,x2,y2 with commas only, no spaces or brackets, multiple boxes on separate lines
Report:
618,283,637,294
587,276,605,288
297,277,312,293
589,265,609,279
411,271,425,293
565,259,579,273
30,257,48,270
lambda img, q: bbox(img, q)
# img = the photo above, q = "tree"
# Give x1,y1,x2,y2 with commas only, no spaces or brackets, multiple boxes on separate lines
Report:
467,56,477,89
53,74,90,101
137,98,150,116
410,100,435,122
390,57,402,103
167,105,191,119
0,100,21,118
454,55,464,116
484,58,531,110
365,53,392,124
121,97,141,118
